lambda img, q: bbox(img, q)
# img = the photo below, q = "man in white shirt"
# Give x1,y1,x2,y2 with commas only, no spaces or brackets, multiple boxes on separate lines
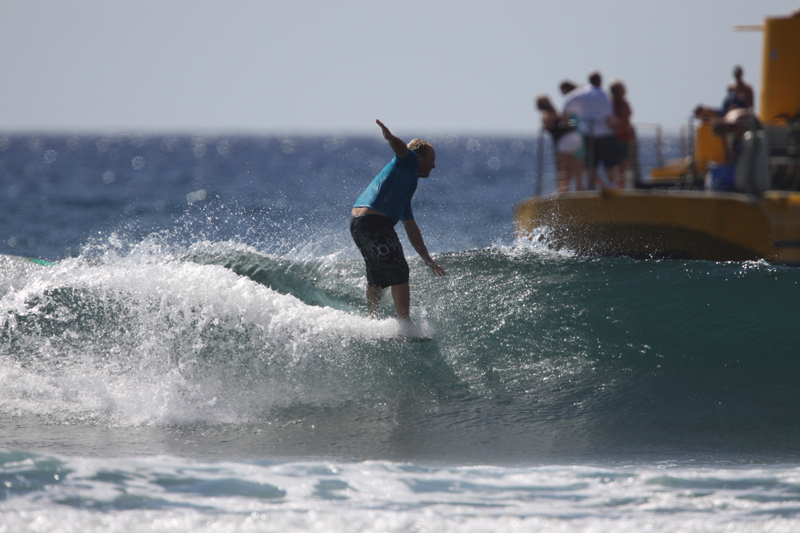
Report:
563,71,621,189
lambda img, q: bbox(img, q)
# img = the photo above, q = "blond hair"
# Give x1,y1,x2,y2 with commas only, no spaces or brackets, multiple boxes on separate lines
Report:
407,139,433,157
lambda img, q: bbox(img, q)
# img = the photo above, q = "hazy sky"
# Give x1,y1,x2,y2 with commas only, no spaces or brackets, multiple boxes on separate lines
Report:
1,1,797,135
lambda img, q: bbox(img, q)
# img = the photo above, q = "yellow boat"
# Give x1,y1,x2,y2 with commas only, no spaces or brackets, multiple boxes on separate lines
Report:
515,11,800,265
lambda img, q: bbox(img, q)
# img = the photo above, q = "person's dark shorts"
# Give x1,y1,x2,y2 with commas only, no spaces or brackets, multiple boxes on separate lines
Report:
350,214,409,289
584,135,621,170
617,140,630,162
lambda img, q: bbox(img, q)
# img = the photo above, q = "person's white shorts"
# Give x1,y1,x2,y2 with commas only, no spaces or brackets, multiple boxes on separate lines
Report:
556,131,581,155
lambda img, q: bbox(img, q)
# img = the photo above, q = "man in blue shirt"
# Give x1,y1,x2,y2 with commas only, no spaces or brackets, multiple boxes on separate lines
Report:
351,119,446,320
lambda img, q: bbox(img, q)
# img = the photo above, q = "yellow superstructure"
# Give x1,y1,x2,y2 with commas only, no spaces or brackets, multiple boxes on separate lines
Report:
760,14,800,122
694,121,726,173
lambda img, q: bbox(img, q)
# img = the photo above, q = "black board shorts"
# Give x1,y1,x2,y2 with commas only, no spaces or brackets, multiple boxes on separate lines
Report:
584,135,620,170
350,215,409,289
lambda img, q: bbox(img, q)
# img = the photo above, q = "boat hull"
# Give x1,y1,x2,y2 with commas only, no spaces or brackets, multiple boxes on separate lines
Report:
514,190,800,265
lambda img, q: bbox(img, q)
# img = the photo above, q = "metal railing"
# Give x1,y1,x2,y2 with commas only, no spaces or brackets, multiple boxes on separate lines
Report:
534,122,684,193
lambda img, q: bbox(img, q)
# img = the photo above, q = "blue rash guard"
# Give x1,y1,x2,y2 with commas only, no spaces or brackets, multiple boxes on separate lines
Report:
353,150,419,226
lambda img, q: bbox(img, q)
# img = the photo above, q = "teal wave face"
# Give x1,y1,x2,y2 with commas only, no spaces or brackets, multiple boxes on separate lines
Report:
416,251,800,454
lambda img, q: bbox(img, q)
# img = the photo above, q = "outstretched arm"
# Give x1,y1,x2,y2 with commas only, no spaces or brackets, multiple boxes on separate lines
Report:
376,119,409,159
402,219,446,277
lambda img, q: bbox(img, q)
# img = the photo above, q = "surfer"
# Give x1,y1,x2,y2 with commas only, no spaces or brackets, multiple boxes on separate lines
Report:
350,119,446,321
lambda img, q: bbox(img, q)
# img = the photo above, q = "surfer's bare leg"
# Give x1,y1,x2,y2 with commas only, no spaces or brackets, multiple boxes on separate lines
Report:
391,283,410,321
366,283,382,318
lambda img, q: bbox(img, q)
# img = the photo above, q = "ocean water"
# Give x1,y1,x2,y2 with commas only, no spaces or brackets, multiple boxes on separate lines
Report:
2,132,800,531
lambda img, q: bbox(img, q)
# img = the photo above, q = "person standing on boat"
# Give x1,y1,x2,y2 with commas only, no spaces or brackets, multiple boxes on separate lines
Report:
536,95,583,192
723,65,754,114
563,71,622,189
609,80,635,185
350,119,446,321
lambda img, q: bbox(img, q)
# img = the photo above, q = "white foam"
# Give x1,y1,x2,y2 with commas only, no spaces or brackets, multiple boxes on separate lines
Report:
2,455,799,533
0,251,434,426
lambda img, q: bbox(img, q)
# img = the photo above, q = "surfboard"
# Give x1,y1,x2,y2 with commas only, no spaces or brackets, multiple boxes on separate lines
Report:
23,257,56,267
0,254,56,267
388,335,432,343
364,317,433,343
